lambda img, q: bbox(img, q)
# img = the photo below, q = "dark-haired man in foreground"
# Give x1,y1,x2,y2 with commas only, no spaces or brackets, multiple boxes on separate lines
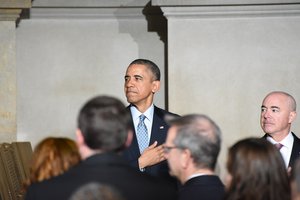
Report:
25,95,176,200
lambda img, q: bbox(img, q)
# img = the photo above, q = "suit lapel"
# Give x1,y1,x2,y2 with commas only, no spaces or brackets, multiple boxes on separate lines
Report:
289,132,300,167
125,106,170,158
126,107,141,158
149,106,169,145
263,132,300,167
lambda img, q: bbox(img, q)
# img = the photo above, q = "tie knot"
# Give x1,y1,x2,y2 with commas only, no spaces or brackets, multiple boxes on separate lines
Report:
275,143,283,150
139,114,146,121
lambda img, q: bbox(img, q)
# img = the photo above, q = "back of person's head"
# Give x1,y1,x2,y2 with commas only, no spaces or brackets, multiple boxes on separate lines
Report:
77,95,130,152
225,137,290,200
169,114,221,170
129,59,160,81
69,182,124,200
291,159,300,200
28,137,80,185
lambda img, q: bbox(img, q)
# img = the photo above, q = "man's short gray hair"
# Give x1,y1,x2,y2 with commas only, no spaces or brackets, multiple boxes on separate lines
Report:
169,114,221,170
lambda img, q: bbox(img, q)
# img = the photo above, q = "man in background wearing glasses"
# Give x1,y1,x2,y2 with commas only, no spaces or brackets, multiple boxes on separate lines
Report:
164,114,225,200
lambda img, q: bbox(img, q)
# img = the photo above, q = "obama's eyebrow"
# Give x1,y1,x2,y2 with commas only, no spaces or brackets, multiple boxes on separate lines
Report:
124,74,143,80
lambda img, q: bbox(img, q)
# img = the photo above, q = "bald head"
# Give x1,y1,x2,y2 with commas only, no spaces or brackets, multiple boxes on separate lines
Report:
264,91,296,112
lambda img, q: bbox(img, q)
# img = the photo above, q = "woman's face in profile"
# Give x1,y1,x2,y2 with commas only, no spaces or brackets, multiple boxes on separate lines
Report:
291,181,300,200
224,172,232,190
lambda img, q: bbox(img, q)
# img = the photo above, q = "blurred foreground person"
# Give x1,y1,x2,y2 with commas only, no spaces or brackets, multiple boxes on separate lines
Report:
22,137,80,195
69,182,124,200
25,95,176,200
164,114,224,200
225,137,290,200
291,159,300,200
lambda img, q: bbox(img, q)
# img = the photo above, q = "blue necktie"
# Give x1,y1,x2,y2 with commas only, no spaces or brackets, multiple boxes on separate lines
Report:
137,115,149,154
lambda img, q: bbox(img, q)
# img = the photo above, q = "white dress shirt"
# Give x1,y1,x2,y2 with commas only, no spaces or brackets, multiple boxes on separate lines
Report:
130,104,154,141
267,132,294,168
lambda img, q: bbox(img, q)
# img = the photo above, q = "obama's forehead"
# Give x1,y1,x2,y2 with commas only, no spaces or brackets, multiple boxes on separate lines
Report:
126,64,154,77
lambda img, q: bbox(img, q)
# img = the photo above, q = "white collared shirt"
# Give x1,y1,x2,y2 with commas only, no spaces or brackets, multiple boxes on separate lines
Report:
267,132,294,168
130,104,154,141
187,173,206,181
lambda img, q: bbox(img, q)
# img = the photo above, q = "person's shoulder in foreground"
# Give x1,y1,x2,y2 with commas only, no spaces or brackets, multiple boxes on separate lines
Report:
25,155,177,200
224,137,290,200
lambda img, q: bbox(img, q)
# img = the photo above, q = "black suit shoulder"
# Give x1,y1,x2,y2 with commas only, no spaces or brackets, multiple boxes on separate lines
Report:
154,105,180,117
25,153,176,200
152,106,180,128
290,132,300,167
292,132,300,144
179,175,225,200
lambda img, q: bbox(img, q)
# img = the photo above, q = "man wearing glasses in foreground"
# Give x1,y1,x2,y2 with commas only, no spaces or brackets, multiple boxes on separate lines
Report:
164,114,225,200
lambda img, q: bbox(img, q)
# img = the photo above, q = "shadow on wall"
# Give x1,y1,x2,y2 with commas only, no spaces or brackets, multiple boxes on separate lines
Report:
17,8,30,27
142,2,167,44
114,1,167,43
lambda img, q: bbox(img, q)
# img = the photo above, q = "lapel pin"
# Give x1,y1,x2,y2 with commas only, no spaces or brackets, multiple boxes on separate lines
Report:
160,126,164,129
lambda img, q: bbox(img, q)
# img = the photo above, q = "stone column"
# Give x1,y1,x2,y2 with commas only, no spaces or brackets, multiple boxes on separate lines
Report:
0,0,31,142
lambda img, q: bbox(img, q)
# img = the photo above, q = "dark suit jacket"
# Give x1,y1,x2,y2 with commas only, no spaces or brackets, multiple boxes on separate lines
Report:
122,105,179,185
178,175,225,200
263,132,300,167
24,153,176,200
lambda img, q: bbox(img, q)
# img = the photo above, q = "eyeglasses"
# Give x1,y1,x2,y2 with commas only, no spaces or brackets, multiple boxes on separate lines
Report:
163,145,180,154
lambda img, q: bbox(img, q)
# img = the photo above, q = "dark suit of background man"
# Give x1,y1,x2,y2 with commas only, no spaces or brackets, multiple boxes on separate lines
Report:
122,59,179,185
25,96,176,200
261,91,300,169
164,114,225,200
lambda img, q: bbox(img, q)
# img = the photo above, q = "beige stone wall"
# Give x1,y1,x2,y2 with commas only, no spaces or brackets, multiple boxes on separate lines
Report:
159,2,300,180
16,4,166,147
0,0,31,142
0,21,17,141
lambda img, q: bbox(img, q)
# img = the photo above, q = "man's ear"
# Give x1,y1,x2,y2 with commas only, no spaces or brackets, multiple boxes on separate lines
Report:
181,149,192,169
125,130,133,148
76,129,85,146
289,111,297,123
152,80,160,93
